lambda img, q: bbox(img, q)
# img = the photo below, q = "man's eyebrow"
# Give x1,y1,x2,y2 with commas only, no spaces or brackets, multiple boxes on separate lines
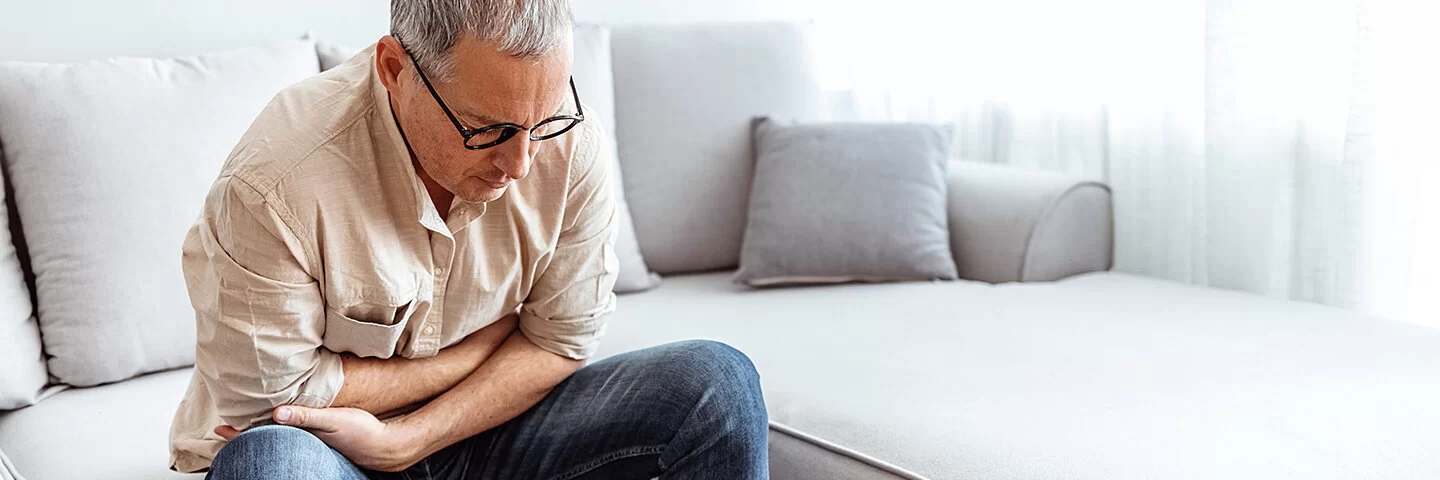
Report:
461,112,504,126
460,103,566,128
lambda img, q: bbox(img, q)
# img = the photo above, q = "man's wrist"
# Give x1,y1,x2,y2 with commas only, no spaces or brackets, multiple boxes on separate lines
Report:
385,415,433,465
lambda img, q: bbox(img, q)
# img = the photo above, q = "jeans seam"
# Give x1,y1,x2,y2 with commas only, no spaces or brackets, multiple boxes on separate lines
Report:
544,445,665,480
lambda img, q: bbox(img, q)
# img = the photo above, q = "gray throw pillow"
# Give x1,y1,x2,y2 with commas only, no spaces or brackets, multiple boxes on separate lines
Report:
734,118,959,287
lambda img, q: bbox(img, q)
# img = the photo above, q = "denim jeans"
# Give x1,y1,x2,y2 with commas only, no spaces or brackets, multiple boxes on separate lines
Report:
206,340,769,480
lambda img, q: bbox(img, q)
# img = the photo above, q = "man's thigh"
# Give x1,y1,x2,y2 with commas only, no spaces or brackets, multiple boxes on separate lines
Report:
383,340,764,480
207,425,370,480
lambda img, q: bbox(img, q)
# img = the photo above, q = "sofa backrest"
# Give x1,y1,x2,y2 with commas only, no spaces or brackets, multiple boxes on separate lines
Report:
610,22,822,274
0,21,827,402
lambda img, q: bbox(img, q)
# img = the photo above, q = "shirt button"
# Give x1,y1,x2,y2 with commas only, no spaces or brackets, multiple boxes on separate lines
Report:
433,267,441,276
422,325,435,335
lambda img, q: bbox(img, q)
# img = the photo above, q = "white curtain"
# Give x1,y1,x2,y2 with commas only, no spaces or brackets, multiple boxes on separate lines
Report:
812,0,1440,327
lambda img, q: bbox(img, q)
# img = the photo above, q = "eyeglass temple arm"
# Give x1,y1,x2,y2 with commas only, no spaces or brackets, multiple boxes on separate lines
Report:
570,77,583,117
404,48,470,133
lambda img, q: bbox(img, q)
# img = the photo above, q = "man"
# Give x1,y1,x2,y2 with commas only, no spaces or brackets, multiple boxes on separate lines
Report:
168,1,768,478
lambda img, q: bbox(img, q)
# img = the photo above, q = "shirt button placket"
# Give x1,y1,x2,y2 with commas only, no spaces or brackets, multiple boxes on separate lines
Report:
425,233,453,357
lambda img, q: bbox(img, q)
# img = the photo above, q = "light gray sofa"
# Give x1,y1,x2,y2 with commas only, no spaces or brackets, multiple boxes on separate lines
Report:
4,22,1440,480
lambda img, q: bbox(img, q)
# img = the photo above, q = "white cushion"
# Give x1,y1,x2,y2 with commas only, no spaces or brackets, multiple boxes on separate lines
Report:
610,22,822,274
0,39,320,387
315,39,360,71
0,448,21,480
596,271,1440,480
0,368,198,480
0,165,44,410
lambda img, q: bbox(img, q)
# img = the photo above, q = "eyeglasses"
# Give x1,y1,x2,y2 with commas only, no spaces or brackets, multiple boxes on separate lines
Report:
396,36,585,150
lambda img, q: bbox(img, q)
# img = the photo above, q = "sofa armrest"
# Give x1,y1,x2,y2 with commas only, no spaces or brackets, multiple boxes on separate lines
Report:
946,162,1114,283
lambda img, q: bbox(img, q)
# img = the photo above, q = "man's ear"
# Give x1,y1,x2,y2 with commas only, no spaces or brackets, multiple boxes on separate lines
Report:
375,35,407,95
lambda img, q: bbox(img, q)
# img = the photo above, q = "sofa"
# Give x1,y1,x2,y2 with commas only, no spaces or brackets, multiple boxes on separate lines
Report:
3,21,1440,480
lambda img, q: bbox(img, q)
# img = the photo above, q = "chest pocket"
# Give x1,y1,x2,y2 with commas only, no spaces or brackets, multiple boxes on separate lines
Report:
324,297,417,359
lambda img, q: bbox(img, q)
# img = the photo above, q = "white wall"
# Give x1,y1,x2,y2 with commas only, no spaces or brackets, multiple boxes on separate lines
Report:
573,0,816,24
0,0,817,62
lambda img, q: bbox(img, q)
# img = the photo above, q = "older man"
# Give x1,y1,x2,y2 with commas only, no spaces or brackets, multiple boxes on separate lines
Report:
167,1,768,478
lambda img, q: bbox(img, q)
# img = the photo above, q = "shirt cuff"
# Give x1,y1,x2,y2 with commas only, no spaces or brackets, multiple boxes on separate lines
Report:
518,313,609,360
290,348,345,408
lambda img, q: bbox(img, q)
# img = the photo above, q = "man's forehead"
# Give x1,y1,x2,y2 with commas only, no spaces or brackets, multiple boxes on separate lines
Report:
444,35,573,124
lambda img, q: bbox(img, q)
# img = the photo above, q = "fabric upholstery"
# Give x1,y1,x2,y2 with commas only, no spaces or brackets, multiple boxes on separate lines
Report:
7,270,1440,479
0,447,23,480
611,22,822,274
946,161,1113,283
735,119,957,286
316,26,662,294
591,271,1440,480
0,153,44,410
769,424,921,480
0,39,320,387
0,368,199,480
315,39,359,71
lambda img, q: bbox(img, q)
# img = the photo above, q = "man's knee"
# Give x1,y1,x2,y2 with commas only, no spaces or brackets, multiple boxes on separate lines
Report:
207,425,339,480
653,341,765,413
666,340,759,382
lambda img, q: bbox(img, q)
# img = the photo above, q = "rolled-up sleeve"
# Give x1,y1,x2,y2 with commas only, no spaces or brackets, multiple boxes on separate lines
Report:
519,124,620,360
183,176,343,429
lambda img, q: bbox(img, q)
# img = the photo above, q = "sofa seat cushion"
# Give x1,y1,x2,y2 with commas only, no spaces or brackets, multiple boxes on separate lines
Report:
593,271,1440,480
4,272,1437,480
0,368,199,479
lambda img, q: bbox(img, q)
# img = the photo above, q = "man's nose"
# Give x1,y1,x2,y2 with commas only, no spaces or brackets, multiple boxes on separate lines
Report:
493,136,533,181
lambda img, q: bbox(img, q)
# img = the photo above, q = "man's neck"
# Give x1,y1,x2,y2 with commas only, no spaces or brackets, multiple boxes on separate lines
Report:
390,94,455,220
413,157,455,220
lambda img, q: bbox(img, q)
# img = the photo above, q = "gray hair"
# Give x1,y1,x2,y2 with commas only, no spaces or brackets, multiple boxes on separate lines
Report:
391,0,573,82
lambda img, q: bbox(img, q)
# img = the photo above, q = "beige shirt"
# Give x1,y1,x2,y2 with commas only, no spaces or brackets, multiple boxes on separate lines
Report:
169,45,619,473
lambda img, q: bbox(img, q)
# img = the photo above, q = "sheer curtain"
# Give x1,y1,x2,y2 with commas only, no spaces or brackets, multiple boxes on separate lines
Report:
812,0,1439,326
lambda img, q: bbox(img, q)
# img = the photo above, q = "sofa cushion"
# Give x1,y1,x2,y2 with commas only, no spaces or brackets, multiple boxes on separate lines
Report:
0,39,319,387
595,271,1440,480
0,448,19,480
0,368,199,480
316,39,359,71
735,118,958,287
0,158,45,410
611,22,822,274
6,272,1438,479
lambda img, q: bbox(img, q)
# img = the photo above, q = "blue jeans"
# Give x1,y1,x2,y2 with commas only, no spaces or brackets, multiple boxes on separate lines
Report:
206,340,769,480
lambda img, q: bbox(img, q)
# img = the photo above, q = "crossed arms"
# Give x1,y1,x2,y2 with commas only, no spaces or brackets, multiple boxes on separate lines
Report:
186,136,617,471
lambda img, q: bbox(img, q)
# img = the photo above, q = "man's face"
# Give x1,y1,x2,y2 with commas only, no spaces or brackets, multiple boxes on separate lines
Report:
378,34,573,204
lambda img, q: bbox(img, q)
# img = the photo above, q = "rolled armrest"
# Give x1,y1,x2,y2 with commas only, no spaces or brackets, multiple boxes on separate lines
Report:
946,162,1114,283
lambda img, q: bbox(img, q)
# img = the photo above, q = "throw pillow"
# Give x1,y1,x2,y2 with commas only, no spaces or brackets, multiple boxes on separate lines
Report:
316,39,360,71
0,156,45,409
0,39,320,386
734,118,959,286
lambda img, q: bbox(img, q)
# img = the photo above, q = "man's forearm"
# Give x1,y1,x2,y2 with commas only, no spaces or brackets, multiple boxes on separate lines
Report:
391,330,584,460
328,314,518,417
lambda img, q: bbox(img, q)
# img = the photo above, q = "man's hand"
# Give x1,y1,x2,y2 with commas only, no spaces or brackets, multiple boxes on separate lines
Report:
214,405,421,472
